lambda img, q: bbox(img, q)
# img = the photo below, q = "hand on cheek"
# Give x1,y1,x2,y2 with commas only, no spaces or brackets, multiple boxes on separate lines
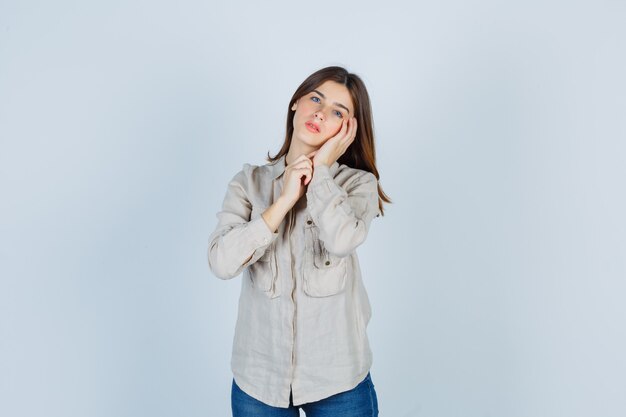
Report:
312,117,357,168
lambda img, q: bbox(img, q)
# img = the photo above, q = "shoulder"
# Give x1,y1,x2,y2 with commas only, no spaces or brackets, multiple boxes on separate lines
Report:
335,164,378,189
226,160,275,197
230,160,274,182
335,164,381,217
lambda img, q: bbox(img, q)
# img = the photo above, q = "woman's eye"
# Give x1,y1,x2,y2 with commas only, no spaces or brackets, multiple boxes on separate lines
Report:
334,110,343,118
311,96,320,103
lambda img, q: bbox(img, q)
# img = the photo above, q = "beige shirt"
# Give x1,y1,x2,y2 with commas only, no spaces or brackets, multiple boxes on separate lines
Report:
207,154,381,408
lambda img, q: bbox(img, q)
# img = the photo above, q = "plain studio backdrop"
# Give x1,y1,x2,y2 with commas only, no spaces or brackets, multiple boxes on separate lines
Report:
1,1,625,416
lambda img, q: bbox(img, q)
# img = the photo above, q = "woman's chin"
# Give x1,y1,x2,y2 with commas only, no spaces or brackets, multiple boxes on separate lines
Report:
294,133,325,149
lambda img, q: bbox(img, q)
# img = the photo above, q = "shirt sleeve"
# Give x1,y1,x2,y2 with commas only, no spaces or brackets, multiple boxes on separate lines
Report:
207,164,280,279
305,164,381,257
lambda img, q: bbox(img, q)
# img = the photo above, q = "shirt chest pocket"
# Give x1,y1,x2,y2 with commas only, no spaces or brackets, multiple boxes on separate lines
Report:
248,205,280,298
303,216,347,297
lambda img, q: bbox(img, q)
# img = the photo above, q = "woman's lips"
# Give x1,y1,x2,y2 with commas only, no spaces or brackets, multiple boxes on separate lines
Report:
305,122,320,133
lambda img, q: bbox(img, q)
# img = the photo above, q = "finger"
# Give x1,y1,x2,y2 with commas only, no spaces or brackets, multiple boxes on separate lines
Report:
342,118,349,133
292,166,312,174
326,120,347,144
326,120,344,144
342,118,352,139
303,165,314,185
296,153,313,162
347,117,356,137
292,166,312,184
334,119,347,136
287,156,312,170
343,117,356,143
304,170,312,185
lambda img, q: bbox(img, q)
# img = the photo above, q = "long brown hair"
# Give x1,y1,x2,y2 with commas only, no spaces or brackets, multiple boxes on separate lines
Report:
267,66,391,216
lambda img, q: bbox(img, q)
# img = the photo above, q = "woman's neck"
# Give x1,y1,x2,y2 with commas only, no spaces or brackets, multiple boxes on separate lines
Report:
285,140,316,166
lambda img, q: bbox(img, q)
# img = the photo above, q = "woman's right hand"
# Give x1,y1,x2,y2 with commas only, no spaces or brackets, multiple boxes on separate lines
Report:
280,152,315,206
261,151,317,233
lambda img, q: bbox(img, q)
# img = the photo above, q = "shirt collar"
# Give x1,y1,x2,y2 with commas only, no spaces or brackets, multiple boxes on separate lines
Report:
269,154,340,180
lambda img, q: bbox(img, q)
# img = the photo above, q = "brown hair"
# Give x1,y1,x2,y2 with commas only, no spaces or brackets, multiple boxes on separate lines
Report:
267,66,391,216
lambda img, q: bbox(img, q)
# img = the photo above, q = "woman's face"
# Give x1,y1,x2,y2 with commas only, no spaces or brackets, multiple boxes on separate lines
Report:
291,80,355,149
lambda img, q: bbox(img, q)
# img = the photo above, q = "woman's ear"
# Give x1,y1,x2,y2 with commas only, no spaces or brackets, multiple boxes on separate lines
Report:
291,100,298,111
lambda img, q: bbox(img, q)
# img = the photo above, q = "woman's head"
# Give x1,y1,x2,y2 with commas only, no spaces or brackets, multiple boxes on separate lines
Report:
268,66,391,215
289,79,355,150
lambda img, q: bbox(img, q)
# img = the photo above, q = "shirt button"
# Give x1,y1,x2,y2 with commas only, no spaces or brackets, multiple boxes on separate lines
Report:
325,260,331,266
306,220,312,225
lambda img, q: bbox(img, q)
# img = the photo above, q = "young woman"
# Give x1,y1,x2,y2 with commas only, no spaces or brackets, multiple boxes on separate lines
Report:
208,66,391,416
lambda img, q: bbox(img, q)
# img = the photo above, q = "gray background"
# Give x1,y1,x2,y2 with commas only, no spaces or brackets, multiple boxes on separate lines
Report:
1,1,625,416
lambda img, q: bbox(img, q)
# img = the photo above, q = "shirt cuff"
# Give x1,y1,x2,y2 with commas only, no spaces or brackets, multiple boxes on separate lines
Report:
248,215,279,248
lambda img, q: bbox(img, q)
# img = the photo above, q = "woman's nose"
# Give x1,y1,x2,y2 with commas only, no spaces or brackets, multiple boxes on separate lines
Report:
314,110,325,121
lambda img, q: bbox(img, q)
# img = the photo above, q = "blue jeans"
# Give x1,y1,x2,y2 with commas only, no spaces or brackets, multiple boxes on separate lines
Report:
231,373,379,417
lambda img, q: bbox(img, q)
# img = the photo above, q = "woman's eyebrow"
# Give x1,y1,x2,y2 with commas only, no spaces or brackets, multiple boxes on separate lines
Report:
312,89,350,114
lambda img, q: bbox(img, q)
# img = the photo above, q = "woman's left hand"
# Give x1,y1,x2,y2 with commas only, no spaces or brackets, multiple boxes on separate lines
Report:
312,117,357,168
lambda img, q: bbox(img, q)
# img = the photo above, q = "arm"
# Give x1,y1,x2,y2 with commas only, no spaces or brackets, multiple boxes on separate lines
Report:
207,165,279,279
305,165,381,257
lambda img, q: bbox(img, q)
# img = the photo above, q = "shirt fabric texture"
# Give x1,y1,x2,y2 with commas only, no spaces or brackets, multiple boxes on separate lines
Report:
207,154,381,408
